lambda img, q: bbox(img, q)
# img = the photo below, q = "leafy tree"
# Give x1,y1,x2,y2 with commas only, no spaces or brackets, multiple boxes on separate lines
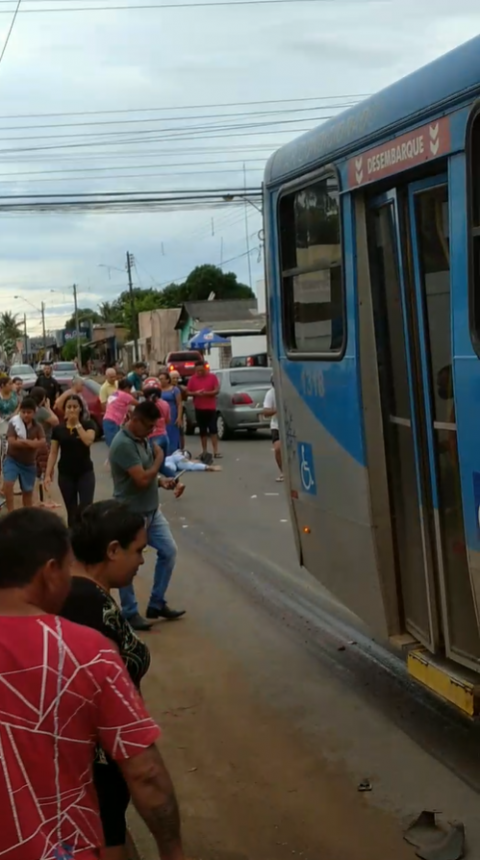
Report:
64,307,102,330
110,288,165,337
61,337,93,364
98,301,122,323
159,266,254,307
94,266,255,337
0,312,23,362
0,311,22,342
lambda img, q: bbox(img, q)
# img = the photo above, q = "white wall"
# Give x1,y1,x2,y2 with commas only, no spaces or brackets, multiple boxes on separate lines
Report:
231,334,267,357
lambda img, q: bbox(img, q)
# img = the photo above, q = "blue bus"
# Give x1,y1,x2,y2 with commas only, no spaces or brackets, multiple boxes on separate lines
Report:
264,35,480,713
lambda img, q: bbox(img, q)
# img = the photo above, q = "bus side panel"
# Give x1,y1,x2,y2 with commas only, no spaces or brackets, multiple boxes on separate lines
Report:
450,152,480,621
266,188,390,637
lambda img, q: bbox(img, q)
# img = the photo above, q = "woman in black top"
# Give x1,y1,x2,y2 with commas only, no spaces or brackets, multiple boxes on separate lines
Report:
44,393,96,525
62,500,150,860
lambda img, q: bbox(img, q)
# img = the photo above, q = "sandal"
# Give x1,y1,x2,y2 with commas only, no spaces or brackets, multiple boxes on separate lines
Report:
214,453,223,459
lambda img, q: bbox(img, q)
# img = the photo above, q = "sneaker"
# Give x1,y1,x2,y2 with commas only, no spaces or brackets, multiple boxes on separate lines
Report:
146,604,186,621
127,613,153,631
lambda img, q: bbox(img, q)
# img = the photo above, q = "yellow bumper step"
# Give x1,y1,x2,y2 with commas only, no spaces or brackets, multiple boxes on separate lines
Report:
408,648,480,717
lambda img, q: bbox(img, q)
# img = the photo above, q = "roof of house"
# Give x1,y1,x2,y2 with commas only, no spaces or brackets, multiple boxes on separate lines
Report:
195,317,266,335
175,299,258,330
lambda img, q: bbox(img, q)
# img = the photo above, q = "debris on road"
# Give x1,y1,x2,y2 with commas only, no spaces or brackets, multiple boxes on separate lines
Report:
357,779,372,793
404,811,466,860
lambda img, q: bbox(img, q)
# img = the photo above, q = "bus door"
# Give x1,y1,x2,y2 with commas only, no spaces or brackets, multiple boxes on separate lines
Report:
368,175,480,666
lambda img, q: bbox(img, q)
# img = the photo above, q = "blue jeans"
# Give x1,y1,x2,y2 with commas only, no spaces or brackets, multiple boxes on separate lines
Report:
119,508,178,618
103,418,120,447
150,434,176,478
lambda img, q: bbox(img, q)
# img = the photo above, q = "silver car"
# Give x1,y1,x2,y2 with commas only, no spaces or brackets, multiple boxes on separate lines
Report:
9,364,37,390
184,367,272,440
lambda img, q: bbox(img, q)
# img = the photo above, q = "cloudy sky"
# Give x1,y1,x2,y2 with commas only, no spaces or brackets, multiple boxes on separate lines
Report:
0,0,478,337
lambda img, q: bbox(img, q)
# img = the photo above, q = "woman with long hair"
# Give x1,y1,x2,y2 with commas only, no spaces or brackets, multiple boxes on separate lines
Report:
44,393,96,524
158,370,182,454
61,500,150,860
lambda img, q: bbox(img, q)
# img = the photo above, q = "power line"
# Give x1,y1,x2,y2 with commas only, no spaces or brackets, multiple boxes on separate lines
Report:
0,168,265,184
0,0,21,64
0,93,370,120
0,125,326,155
0,186,262,198
0,103,359,132
0,156,266,177
0,113,339,143
0,0,362,13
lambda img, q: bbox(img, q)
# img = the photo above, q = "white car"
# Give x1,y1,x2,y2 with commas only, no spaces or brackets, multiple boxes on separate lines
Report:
9,364,37,390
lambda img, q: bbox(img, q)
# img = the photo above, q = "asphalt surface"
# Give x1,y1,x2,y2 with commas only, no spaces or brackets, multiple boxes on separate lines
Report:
91,433,480,859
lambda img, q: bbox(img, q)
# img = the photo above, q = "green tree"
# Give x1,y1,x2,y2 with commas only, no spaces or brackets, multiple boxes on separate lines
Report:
98,301,122,323
110,288,164,337
159,266,254,307
0,311,22,342
61,337,93,364
64,307,102,330
0,312,23,361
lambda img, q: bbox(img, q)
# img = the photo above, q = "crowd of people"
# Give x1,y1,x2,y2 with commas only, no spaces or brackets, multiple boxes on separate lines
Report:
0,357,228,859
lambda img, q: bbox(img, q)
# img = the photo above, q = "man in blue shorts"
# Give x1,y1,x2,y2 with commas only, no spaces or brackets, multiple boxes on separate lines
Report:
3,397,44,511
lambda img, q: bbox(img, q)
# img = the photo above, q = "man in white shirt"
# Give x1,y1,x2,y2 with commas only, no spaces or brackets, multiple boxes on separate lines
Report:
263,378,283,482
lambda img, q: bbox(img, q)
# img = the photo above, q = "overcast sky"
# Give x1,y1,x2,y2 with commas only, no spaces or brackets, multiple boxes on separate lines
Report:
0,0,478,337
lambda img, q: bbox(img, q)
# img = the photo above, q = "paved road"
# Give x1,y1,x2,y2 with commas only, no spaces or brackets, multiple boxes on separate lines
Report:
92,434,480,859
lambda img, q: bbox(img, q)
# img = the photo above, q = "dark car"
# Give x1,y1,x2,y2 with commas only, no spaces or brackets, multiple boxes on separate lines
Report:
165,350,206,381
184,367,272,440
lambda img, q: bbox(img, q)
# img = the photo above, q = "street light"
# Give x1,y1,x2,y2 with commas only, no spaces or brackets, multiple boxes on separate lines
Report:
14,295,46,352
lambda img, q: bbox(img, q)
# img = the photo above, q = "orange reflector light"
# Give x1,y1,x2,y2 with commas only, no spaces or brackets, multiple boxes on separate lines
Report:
303,526,311,534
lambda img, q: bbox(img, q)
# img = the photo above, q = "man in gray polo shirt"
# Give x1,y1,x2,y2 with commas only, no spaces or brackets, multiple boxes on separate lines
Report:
109,399,185,631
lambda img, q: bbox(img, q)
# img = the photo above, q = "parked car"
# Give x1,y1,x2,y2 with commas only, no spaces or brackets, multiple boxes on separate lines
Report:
229,353,270,368
9,364,37,390
56,377,104,440
51,361,78,386
183,367,272,440
164,350,206,381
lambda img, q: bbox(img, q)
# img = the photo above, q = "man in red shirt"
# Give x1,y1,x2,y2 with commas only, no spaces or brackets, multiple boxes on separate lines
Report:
187,361,221,459
0,507,186,860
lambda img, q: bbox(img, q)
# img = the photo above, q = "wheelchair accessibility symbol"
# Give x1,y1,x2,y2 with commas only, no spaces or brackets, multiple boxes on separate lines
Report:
298,442,316,495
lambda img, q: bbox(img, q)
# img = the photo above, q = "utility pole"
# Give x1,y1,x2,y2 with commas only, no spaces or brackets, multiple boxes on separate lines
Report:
41,302,47,354
73,284,82,369
243,162,252,290
23,313,27,362
126,251,138,362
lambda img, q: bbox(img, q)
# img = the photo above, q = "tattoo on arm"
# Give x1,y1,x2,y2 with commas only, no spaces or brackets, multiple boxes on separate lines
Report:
142,792,182,855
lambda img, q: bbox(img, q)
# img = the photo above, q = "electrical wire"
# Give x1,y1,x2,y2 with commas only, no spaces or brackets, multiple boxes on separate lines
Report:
0,125,324,155
0,0,21,64
0,93,371,120
0,0,363,13
0,113,339,143
0,156,266,177
0,103,360,132
0,168,265,184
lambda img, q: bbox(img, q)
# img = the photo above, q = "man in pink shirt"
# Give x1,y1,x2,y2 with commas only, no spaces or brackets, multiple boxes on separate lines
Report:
187,360,221,458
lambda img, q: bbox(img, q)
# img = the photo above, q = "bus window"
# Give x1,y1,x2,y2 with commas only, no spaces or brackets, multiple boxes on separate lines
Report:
470,111,480,347
279,173,344,357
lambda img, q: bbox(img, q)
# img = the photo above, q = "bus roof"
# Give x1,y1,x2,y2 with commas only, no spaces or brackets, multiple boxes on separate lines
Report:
265,35,480,187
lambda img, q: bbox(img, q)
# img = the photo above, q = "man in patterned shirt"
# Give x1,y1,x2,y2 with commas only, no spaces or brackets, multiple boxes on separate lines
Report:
0,507,186,860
